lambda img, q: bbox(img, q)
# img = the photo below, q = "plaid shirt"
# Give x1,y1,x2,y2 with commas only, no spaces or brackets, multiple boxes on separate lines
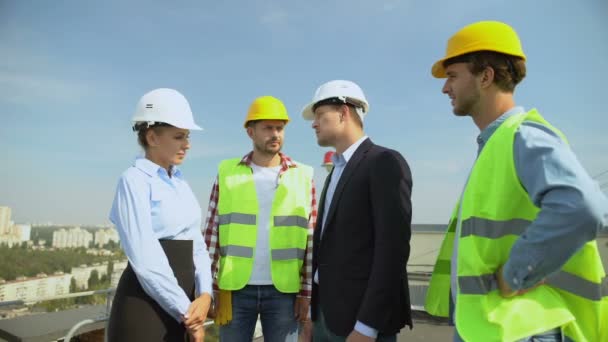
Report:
203,152,317,298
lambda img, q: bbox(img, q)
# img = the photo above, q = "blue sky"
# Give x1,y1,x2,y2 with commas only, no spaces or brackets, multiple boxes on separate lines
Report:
1,0,607,225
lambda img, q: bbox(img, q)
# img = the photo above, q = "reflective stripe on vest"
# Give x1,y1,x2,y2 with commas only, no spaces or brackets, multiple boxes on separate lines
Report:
459,272,608,301
461,217,530,238
219,213,257,225
274,215,308,229
271,248,306,261
220,245,254,258
458,216,608,301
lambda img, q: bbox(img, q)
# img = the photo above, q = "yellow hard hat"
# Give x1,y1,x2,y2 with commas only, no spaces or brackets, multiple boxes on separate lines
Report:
432,21,526,78
243,96,290,128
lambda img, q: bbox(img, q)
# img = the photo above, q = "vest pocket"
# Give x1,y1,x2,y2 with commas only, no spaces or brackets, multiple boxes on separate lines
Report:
485,287,574,341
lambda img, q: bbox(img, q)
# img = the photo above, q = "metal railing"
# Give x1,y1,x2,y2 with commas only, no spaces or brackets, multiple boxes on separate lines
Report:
1,287,220,341
63,313,215,342
1,274,435,341
0,288,115,341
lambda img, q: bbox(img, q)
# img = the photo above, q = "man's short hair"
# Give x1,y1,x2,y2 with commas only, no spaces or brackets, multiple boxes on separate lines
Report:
443,51,526,92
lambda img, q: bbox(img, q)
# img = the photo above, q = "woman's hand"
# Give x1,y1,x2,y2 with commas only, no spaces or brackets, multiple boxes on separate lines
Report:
183,293,212,330
187,324,205,342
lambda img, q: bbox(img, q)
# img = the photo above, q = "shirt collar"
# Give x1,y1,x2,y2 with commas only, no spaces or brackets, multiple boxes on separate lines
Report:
477,107,525,148
334,135,368,166
238,151,297,172
134,157,182,179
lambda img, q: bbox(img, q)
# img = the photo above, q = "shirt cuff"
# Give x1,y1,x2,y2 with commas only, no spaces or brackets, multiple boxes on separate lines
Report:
195,276,213,298
174,296,191,322
502,261,527,291
354,321,378,338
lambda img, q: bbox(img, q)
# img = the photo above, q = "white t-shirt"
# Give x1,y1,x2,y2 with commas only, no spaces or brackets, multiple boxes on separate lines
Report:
248,162,281,285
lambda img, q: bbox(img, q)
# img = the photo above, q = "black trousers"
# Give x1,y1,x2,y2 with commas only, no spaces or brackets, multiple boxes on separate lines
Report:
107,240,195,342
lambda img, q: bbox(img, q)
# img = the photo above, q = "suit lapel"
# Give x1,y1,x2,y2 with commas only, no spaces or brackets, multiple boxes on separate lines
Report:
322,138,373,234
315,168,333,240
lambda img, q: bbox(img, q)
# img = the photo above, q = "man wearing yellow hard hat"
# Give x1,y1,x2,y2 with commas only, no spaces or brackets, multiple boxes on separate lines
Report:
203,96,317,341
425,21,608,342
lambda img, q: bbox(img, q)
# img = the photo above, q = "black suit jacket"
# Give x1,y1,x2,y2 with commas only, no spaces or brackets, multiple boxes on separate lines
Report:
311,138,413,336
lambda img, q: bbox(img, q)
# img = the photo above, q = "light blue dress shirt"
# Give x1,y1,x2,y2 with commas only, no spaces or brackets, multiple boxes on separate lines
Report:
453,107,607,296
109,157,213,322
315,136,380,338
496,108,608,290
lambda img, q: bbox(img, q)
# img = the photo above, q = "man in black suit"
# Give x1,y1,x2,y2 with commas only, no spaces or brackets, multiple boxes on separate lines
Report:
301,80,413,341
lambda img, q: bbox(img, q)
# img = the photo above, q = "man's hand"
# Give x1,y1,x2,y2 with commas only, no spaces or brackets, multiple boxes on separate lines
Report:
183,293,212,330
346,330,374,342
294,296,310,322
299,319,313,342
496,266,545,298
496,266,518,298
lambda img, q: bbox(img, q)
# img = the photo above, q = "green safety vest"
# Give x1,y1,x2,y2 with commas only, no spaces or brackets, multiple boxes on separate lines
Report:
216,158,313,293
425,110,608,342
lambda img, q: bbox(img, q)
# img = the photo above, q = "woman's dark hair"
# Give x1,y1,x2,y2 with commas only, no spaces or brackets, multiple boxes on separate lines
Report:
133,122,173,148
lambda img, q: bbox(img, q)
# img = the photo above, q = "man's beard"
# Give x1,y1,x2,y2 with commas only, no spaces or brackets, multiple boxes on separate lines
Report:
255,139,282,155
452,88,480,117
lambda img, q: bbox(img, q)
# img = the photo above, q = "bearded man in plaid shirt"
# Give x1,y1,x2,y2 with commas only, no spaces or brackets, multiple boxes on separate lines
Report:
204,95,317,342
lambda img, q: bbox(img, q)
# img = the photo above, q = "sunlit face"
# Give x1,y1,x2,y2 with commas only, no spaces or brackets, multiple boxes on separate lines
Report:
442,62,481,116
146,126,191,168
311,105,342,147
247,120,285,156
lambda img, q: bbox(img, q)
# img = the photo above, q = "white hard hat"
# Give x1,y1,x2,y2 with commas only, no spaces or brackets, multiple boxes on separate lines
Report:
301,80,369,121
132,88,202,130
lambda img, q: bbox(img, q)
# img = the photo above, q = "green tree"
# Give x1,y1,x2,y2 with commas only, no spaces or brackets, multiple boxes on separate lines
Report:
0,245,123,281
88,270,100,289
105,240,118,250
69,278,78,293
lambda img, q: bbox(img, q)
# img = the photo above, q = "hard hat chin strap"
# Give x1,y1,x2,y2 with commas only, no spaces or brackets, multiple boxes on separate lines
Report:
355,107,366,122
341,96,367,121
313,96,366,116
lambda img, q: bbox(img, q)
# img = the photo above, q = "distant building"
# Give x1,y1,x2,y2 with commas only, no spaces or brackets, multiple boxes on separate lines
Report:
0,207,27,247
52,227,93,249
70,262,109,289
15,224,31,242
0,272,71,303
86,248,113,256
94,228,119,247
0,207,11,234
0,234,21,248
110,260,128,288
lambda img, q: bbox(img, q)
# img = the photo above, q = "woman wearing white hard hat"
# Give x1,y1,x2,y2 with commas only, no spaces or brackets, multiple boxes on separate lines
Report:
107,88,212,342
